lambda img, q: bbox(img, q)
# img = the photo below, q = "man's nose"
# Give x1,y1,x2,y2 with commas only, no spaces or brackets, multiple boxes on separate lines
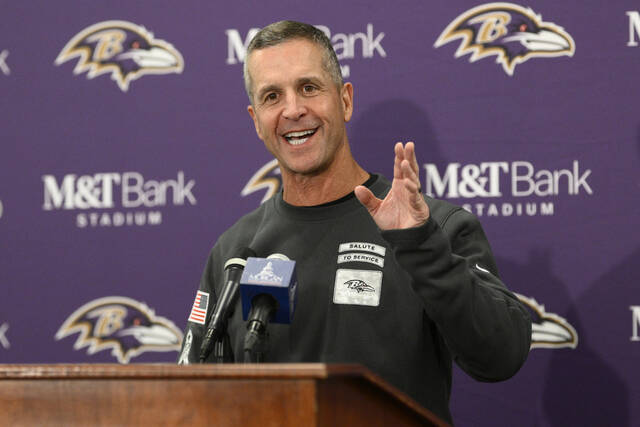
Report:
282,93,306,120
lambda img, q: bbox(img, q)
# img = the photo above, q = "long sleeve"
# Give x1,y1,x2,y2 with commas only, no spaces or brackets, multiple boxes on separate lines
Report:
381,206,532,381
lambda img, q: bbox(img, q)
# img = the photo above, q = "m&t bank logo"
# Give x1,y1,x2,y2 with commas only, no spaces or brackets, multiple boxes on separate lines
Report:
42,171,196,228
423,160,593,217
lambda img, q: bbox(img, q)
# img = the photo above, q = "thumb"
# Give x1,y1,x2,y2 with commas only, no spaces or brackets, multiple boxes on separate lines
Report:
354,185,381,214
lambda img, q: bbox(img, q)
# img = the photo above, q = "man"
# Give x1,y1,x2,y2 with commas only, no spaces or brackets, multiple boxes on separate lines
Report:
178,20,531,424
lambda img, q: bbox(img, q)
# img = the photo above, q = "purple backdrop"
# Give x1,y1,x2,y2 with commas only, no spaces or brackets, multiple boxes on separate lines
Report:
1,1,639,425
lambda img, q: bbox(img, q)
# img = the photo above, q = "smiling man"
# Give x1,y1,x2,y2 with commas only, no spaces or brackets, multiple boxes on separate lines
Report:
246,30,367,206
179,20,531,425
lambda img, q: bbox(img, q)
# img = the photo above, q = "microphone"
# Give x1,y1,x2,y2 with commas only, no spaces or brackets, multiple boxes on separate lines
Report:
199,247,255,363
239,256,298,361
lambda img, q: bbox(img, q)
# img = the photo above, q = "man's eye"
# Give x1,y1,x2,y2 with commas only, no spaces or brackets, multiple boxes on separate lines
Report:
302,85,316,94
264,93,278,102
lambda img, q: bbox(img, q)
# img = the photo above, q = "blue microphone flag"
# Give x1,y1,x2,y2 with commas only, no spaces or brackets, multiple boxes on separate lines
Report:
240,257,297,324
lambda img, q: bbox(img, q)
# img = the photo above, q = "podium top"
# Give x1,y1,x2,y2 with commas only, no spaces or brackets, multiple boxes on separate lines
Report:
0,362,373,380
0,363,448,426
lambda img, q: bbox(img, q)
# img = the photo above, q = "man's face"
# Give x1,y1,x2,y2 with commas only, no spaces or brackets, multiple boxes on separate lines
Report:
247,39,353,177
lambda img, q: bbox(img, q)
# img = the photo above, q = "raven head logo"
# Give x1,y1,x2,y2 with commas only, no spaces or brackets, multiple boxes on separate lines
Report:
344,280,375,294
435,3,575,75
55,20,184,91
241,159,282,203
515,293,578,349
56,296,183,363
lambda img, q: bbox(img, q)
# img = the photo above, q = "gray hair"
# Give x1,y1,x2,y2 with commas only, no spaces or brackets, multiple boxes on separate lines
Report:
243,20,343,103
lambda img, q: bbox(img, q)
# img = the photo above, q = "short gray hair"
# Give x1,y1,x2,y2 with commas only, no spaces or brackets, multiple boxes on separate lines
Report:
243,20,343,103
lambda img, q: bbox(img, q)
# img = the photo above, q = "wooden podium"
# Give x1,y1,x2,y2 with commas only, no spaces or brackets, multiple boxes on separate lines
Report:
0,364,448,426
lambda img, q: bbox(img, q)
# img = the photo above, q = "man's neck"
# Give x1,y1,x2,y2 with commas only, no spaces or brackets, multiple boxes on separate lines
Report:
281,156,369,207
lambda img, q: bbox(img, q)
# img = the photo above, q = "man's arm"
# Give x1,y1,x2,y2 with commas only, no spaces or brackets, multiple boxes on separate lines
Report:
381,208,531,380
355,142,531,380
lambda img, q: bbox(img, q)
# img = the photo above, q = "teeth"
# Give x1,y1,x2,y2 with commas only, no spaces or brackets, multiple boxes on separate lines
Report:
284,129,315,138
288,137,309,145
283,129,316,145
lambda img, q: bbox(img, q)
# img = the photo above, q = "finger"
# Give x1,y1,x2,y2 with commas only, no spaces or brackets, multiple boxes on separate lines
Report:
403,142,421,192
395,141,405,160
401,160,420,191
354,185,381,214
400,162,428,214
394,142,404,179
404,142,420,177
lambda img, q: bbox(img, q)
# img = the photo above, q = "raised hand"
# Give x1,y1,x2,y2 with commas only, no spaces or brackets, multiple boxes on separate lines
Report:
355,142,430,230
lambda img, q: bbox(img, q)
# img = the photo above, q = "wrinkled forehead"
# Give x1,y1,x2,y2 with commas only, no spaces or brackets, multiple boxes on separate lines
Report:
247,39,329,88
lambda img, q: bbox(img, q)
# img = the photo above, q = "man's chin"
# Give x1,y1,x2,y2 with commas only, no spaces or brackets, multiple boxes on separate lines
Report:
279,159,330,178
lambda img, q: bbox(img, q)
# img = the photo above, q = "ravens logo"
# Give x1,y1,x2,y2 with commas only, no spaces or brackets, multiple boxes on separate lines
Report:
515,293,578,349
241,159,282,203
435,2,575,75
55,296,183,363
344,279,375,294
55,20,184,91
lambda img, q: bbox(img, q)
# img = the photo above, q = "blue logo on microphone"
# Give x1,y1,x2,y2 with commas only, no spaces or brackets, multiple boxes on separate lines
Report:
240,257,297,324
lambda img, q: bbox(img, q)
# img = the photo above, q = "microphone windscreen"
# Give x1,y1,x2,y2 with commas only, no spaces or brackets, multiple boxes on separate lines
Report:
224,247,256,270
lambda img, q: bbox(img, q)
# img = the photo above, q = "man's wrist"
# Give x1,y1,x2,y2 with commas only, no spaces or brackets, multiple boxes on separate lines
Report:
380,217,437,248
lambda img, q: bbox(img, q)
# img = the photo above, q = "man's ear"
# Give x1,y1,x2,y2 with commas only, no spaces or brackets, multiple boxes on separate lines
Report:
341,82,354,122
247,105,263,140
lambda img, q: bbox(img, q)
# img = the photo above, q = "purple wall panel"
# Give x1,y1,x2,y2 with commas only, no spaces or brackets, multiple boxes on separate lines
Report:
1,1,639,425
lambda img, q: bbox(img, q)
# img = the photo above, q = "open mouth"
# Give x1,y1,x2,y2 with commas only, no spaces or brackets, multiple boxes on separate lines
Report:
283,128,317,145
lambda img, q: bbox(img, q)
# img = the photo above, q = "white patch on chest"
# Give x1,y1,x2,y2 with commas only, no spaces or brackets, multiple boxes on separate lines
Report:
333,269,382,307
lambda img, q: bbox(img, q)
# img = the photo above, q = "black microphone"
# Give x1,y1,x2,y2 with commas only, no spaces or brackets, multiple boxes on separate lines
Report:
243,293,278,360
199,247,255,362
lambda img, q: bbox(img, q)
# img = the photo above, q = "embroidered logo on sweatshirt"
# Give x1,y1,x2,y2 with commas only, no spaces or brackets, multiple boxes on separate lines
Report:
337,241,386,268
333,269,382,306
334,242,386,306
188,290,209,325
344,279,376,293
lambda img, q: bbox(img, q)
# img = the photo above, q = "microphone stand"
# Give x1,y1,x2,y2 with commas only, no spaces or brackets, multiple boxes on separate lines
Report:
243,321,269,363
200,320,234,364
243,295,276,363
212,320,234,363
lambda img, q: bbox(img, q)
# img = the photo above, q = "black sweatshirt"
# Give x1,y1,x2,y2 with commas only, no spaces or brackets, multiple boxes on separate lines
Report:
178,174,531,424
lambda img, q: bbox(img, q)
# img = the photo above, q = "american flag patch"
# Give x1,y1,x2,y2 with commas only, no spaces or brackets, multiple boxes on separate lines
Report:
188,291,209,325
